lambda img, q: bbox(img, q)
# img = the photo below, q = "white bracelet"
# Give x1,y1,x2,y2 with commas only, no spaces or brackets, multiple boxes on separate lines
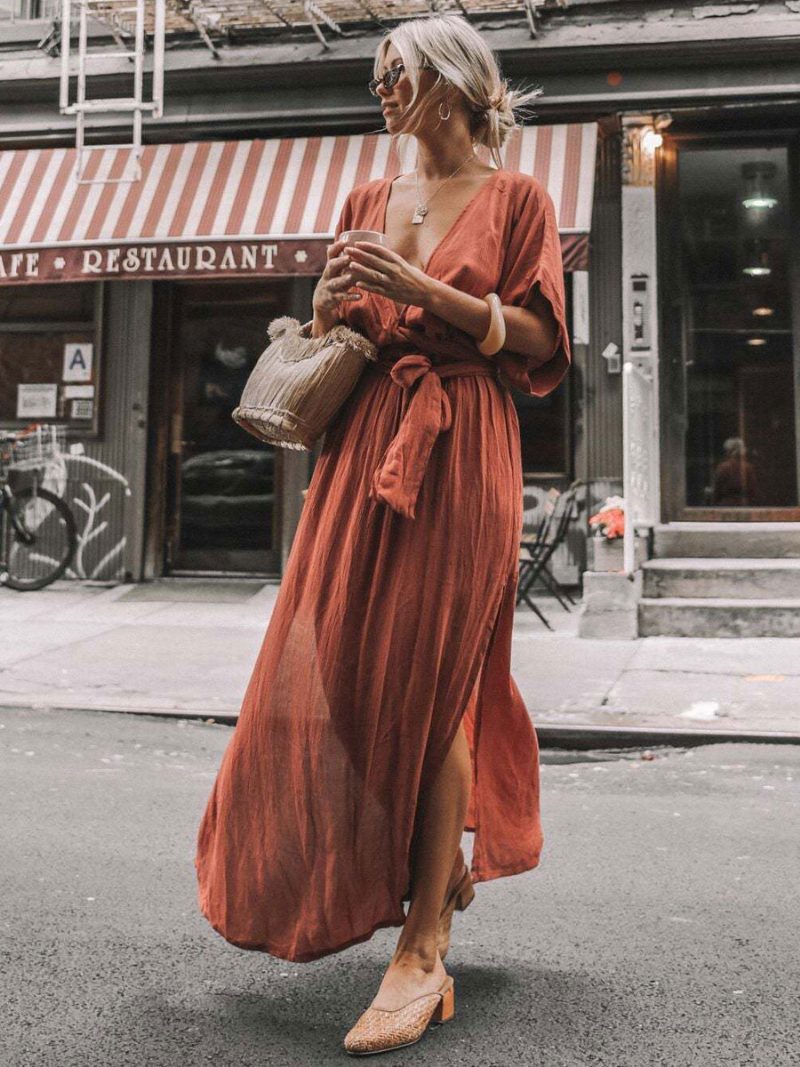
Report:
477,293,506,356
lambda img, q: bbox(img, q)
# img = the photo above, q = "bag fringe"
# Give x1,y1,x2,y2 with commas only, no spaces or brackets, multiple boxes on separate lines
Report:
267,316,378,363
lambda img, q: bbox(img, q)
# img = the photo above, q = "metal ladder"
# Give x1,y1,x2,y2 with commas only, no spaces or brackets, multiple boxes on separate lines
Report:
59,0,165,183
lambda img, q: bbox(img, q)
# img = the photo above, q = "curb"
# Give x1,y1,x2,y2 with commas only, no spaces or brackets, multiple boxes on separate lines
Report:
3,700,800,748
0,700,240,724
534,723,800,749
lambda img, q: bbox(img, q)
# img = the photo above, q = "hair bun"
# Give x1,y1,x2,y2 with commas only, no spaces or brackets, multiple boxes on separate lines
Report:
489,86,521,132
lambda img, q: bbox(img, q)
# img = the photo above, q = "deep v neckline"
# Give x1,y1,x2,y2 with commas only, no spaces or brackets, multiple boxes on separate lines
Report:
379,167,504,277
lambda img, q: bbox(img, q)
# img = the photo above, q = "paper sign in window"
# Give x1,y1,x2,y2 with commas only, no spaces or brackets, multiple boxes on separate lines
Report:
17,383,58,418
70,399,94,420
63,343,93,383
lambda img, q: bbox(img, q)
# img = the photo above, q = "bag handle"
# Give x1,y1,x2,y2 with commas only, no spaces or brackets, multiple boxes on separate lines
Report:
267,316,379,364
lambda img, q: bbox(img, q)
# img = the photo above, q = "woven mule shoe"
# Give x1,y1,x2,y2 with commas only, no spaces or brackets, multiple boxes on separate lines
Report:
343,974,455,1056
437,863,475,961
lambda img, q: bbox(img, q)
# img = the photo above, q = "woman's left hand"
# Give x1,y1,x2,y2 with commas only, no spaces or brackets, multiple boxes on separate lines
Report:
345,242,433,309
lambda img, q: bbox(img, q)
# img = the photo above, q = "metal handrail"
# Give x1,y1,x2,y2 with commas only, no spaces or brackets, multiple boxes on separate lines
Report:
622,358,656,577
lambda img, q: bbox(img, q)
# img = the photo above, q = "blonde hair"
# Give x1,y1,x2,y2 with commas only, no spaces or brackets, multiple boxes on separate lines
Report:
374,13,542,169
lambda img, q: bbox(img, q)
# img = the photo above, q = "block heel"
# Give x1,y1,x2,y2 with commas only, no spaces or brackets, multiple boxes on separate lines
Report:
432,977,455,1023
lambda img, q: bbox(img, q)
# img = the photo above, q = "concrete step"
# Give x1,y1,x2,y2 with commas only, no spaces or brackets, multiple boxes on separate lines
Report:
642,558,800,599
654,522,800,559
638,596,800,637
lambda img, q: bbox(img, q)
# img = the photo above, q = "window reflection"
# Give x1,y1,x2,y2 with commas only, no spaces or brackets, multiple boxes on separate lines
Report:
174,282,289,565
678,144,798,508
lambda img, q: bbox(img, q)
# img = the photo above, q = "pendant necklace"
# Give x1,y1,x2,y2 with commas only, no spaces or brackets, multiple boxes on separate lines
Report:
411,151,476,225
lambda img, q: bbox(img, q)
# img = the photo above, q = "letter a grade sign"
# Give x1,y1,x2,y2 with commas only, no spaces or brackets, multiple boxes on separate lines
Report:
63,343,93,383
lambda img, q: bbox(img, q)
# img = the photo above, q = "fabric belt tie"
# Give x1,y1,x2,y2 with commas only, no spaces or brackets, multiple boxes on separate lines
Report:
368,353,498,520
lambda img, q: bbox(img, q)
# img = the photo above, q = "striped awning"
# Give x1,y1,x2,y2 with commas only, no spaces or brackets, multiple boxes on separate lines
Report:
0,124,597,286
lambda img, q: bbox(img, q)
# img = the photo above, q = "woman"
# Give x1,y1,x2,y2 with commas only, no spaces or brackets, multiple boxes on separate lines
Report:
711,437,759,506
195,12,571,1056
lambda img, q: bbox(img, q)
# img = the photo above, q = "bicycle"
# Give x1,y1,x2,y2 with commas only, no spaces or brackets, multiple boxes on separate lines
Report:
0,424,78,591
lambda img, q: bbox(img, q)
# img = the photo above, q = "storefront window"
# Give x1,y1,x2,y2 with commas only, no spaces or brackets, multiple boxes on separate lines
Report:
676,143,799,509
166,280,291,574
0,283,102,435
513,383,571,476
512,275,573,477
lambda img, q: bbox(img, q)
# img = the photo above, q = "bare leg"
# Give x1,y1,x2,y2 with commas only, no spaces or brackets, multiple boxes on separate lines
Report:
369,719,472,1010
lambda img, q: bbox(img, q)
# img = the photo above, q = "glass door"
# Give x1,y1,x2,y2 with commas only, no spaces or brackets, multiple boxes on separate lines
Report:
166,280,292,574
660,135,800,520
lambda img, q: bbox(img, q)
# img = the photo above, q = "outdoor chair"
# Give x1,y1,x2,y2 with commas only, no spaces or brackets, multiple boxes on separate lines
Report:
517,482,582,626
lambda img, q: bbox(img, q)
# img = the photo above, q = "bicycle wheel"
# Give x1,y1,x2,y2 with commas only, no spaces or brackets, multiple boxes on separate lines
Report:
1,486,78,591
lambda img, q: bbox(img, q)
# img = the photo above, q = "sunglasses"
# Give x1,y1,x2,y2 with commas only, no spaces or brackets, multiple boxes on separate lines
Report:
368,62,434,97
368,63,406,97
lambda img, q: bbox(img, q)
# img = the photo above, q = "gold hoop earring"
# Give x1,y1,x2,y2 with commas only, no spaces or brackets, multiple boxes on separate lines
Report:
438,99,451,121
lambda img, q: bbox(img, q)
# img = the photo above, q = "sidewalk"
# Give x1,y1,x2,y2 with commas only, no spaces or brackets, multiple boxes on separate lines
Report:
1,578,798,744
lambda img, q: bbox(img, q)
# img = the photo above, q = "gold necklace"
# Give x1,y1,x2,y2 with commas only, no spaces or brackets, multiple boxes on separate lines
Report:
412,152,476,225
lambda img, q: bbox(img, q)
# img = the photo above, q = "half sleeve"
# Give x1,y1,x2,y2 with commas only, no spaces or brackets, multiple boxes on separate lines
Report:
334,189,355,241
494,179,572,397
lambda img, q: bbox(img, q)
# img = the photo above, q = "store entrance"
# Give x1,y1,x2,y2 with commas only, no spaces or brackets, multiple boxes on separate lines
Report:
660,134,800,520
165,280,292,574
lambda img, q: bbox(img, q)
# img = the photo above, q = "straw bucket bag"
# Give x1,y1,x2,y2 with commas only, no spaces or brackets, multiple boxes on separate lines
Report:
231,316,378,450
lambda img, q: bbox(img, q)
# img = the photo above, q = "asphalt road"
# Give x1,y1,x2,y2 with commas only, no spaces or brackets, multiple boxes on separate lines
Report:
1,706,798,1067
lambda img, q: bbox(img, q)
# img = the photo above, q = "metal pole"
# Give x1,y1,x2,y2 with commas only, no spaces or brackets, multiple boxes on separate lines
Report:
126,0,145,177
59,0,71,112
622,361,635,576
76,0,86,107
133,0,144,109
75,0,88,177
152,0,165,119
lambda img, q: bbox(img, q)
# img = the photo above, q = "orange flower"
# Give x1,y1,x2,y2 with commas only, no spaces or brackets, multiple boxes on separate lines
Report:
589,506,625,540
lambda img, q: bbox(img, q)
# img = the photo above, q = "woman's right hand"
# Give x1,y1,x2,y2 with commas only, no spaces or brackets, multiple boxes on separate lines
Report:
312,238,358,336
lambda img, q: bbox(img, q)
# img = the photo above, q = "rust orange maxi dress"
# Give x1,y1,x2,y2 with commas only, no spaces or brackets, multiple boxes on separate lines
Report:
194,168,572,963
